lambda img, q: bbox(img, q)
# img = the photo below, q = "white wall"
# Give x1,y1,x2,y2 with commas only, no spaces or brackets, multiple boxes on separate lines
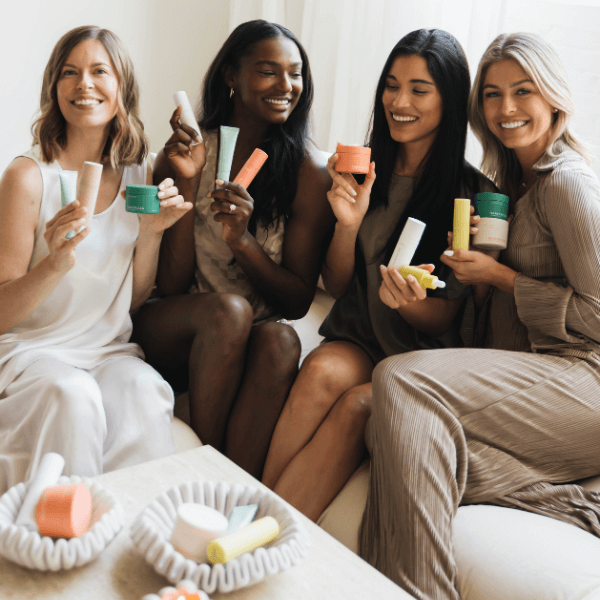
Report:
0,0,230,172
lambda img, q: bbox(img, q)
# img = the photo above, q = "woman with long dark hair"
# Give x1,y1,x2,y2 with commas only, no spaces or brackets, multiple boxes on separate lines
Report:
132,20,333,479
360,32,600,599
263,29,494,520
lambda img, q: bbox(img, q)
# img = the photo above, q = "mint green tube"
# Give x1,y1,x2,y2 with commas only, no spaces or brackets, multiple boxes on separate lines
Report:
217,126,240,184
59,170,78,239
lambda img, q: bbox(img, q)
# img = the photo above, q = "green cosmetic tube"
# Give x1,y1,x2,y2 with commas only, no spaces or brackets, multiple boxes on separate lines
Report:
125,185,161,214
217,126,240,186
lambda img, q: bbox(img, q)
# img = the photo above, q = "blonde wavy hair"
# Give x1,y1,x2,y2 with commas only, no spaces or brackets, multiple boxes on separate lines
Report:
468,32,591,200
32,26,147,168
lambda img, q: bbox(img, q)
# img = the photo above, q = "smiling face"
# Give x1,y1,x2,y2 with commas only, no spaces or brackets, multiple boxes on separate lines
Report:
56,38,119,134
482,58,554,162
381,54,443,152
227,35,303,125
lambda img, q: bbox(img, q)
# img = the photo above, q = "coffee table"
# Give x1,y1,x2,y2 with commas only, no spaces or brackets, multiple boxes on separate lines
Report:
0,446,412,599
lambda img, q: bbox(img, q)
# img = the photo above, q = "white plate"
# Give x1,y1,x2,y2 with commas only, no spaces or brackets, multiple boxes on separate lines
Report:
0,475,125,570
131,480,310,594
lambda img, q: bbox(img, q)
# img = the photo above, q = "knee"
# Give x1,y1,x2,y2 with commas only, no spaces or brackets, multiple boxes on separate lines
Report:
45,370,104,425
195,293,253,347
333,385,373,430
252,322,301,373
299,348,353,395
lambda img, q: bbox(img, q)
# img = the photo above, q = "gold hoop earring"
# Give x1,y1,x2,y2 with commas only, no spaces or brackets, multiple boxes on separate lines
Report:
230,87,234,99
553,108,558,113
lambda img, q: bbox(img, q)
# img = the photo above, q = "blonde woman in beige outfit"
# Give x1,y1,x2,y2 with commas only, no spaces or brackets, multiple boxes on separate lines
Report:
359,33,600,599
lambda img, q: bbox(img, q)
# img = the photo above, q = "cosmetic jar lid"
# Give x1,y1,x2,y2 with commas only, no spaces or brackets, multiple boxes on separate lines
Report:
126,185,159,197
336,143,371,155
476,192,509,203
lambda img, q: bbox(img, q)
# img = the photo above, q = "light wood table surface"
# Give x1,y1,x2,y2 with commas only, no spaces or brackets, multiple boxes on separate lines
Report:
0,446,412,599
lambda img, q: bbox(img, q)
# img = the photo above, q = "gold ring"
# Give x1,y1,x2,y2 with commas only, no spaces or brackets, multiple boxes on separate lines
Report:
229,203,236,213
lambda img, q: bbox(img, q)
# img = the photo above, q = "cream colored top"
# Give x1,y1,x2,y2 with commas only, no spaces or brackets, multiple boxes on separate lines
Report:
191,131,284,322
0,146,145,394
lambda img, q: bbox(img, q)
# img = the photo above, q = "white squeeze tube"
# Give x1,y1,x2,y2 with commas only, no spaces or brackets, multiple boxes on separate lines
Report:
388,217,427,268
77,161,103,230
14,452,65,531
173,91,202,145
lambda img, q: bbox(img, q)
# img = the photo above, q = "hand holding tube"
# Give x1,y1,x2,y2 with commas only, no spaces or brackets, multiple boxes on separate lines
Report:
378,263,432,309
164,106,206,181
325,153,375,230
43,201,90,274
207,181,254,247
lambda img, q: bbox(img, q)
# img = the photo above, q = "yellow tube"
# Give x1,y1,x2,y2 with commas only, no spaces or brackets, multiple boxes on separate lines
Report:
453,198,471,251
398,266,446,290
207,516,279,564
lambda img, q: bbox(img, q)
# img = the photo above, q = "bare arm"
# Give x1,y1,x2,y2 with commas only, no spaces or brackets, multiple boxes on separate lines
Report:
209,147,334,320
320,153,376,299
0,158,90,335
130,165,193,310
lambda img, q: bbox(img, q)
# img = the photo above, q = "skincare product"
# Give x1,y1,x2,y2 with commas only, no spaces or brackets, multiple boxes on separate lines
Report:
226,504,259,534
398,265,446,290
233,149,268,189
453,198,470,251
77,161,103,228
36,482,92,538
207,515,280,564
335,143,371,174
59,170,78,239
170,503,229,563
217,126,240,184
15,452,65,531
126,185,161,214
472,192,510,250
173,91,202,145
389,217,427,268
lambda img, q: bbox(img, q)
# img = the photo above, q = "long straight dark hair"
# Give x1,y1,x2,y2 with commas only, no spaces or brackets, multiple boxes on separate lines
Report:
199,20,313,233
364,29,479,274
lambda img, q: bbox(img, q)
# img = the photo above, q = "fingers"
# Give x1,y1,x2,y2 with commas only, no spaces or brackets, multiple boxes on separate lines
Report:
45,201,83,228
327,186,356,205
326,153,358,198
209,180,253,203
379,265,425,307
416,263,435,273
170,106,183,131
361,162,376,193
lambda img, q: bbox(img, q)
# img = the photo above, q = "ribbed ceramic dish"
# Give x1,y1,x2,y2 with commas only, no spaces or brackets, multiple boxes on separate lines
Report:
0,475,125,570
131,480,310,594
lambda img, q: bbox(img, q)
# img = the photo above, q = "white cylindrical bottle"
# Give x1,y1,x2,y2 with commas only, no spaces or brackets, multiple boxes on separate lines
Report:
173,91,202,145
389,217,426,268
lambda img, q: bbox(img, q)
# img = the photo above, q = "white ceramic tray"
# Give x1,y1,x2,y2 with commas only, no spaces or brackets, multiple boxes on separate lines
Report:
131,480,310,594
0,475,125,570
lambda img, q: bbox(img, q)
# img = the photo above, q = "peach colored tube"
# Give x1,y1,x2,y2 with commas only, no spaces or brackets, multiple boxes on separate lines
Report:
77,161,103,227
233,149,268,189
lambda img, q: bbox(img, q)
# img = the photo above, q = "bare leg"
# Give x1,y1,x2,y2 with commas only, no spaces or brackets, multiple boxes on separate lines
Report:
274,382,372,521
225,321,300,479
131,293,253,451
262,341,373,489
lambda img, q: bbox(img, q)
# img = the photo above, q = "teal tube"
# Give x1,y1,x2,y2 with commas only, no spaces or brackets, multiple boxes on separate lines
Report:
59,170,78,239
217,126,240,184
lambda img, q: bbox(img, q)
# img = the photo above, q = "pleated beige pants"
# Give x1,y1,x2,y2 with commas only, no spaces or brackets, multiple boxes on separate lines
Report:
359,348,600,600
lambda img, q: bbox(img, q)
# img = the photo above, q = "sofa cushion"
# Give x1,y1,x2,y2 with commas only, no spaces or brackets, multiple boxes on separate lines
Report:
318,464,600,599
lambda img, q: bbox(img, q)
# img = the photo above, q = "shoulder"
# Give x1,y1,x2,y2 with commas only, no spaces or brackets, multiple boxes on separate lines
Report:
296,144,332,192
0,155,43,201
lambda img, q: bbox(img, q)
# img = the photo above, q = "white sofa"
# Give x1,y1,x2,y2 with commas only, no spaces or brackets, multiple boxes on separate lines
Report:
171,287,600,599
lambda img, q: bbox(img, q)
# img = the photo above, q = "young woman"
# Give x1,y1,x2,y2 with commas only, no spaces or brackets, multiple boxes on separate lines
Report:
262,29,494,520
0,26,191,493
131,20,333,479
359,33,600,599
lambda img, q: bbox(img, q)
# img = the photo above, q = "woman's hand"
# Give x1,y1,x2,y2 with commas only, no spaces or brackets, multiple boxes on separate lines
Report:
378,263,433,309
163,106,206,181
137,178,193,234
440,248,500,286
325,153,375,229
43,201,90,273
208,180,255,247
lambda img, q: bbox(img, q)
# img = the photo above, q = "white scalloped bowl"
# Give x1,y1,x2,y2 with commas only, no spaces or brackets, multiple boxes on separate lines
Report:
141,578,211,600
131,480,310,594
0,475,125,570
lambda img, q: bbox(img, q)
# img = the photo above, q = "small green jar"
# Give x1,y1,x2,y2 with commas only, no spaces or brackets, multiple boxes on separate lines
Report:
125,185,160,214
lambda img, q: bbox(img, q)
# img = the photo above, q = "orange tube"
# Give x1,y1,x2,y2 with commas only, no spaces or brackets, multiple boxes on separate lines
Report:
233,149,268,189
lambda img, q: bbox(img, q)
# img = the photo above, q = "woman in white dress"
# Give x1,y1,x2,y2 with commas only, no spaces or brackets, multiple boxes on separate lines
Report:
0,26,192,493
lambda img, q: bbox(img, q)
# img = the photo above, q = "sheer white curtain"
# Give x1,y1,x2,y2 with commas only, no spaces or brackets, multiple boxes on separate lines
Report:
230,0,600,176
